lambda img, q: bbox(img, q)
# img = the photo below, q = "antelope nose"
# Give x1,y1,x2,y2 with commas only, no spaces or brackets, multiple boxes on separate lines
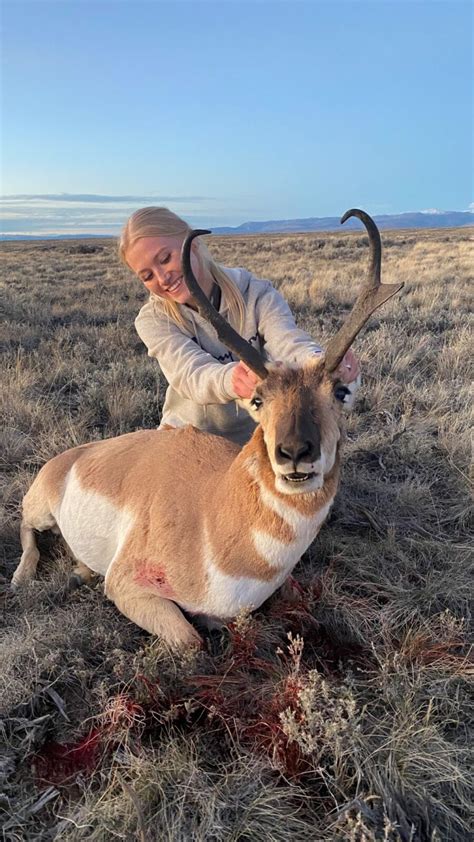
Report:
276,440,317,464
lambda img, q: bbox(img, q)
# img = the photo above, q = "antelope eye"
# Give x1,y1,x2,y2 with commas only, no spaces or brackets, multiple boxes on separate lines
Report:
250,396,263,409
334,384,350,402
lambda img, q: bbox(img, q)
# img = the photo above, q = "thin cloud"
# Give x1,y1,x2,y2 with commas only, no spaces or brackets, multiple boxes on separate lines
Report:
1,193,215,203
0,193,241,237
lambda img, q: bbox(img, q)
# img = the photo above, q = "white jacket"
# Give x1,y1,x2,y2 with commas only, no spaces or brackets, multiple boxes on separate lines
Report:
135,267,324,445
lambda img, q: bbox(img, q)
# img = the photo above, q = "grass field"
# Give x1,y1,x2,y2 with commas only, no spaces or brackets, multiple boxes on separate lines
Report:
1,226,472,840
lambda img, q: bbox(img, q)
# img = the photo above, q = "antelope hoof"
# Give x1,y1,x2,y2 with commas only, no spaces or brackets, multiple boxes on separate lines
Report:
68,563,95,591
11,562,39,591
166,624,203,651
67,573,87,592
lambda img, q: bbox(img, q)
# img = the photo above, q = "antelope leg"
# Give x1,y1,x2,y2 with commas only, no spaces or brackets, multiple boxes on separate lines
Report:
11,521,41,588
108,576,202,648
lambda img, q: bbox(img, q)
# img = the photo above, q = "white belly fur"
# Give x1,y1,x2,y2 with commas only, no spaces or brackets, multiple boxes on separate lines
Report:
53,465,134,577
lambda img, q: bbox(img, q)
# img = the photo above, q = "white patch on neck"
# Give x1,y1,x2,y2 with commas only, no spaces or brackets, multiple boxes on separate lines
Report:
252,502,332,569
244,456,335,569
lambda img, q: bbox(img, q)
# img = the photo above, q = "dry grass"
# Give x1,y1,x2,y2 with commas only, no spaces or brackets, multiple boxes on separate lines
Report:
0,227,472,841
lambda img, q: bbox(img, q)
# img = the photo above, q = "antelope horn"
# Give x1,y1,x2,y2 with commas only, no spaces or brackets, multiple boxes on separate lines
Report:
323,209,404,373
181,229,268,380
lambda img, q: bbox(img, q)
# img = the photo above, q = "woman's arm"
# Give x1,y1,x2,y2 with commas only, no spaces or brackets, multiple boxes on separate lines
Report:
239,276,361,405
135,307,239,405
254,279,324,365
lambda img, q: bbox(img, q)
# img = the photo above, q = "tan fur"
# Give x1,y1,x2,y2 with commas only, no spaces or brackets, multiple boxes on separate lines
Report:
24,441,98,516
12,361,346,645
13,450,85,587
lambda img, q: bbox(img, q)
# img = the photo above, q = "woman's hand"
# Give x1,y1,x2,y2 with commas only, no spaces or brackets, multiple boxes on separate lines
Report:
231,361,261,399
337,348,360,384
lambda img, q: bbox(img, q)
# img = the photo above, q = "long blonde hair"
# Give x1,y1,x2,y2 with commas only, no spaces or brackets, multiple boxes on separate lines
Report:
119,206,245,333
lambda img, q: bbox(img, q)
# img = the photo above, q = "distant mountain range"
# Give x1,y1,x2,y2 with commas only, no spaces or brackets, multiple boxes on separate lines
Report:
1,211,472,241
212,210,473,235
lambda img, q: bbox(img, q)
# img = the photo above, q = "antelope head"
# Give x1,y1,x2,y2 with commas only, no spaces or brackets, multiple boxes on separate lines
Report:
181,210,403,495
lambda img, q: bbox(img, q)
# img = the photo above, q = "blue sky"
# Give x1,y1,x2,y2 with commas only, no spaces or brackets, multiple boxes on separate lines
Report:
1,0,472,236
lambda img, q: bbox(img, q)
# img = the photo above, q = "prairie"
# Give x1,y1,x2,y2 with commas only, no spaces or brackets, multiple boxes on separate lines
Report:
0,226,472,841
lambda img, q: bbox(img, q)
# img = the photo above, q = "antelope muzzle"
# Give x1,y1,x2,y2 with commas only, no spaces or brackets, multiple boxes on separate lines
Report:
274,412,321,484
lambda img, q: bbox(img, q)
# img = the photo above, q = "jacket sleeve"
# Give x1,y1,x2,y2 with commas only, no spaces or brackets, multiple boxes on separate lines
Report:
135,307,238,405
254,278,324,365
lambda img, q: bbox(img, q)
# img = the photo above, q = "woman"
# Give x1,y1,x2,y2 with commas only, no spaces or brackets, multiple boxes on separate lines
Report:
119,207,360,445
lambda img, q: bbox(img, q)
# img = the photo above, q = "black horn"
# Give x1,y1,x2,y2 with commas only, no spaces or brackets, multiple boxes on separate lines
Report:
324,209,404,373
181,229,268,380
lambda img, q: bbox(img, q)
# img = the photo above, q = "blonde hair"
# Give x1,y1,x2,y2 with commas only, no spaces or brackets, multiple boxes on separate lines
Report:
119,206,245,333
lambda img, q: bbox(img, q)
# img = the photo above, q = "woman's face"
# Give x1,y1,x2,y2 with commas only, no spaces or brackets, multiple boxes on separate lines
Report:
126,234,210,304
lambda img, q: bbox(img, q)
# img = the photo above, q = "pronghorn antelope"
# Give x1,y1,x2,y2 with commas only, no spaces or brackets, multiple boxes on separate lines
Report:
12,210,403,648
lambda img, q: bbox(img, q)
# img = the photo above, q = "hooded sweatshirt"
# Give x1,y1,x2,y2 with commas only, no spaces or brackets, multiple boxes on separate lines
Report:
135,267,325,446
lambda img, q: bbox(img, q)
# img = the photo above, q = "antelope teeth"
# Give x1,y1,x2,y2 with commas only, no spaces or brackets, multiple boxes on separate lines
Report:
283,472,315,483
